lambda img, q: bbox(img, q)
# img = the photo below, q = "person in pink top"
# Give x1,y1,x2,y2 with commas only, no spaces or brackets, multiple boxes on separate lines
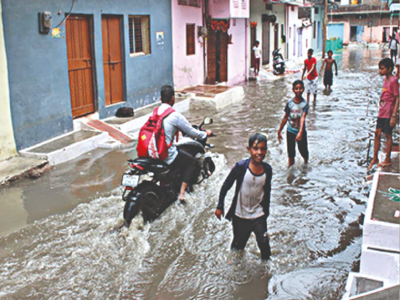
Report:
368,58,399,171
301,49,318,103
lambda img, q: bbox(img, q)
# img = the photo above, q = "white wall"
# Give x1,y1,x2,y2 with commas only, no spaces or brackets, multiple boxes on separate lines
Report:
249,1,287,70
227,18,247,85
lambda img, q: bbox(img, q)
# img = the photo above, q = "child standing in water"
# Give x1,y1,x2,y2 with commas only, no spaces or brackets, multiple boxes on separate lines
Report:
301,49,318,103
215,133,272,261
277,80,309,167
368,58,399,171
253,41,261,76
320,50,338,91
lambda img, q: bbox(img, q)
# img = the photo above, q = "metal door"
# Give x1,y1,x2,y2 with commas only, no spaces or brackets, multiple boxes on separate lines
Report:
274,23,279,51
262,15,270,65
250,26,256,68
102,15,124,106
66,15,96,118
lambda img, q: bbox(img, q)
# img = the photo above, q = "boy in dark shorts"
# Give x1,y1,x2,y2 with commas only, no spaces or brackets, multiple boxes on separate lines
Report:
368,58,399,171
320,50,338,91
277,80,309,167
215,133,272,261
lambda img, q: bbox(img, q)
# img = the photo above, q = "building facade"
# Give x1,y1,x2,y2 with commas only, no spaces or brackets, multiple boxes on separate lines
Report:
172,0,248,90
328,0,398,44
0,1,17,160
2,0,173,151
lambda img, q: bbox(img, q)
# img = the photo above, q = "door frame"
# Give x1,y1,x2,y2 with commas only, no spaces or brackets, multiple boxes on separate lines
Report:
101,14,127,106
66,14,98,117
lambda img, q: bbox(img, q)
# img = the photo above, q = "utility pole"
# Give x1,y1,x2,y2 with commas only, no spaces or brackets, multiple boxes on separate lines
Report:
322,0,328,58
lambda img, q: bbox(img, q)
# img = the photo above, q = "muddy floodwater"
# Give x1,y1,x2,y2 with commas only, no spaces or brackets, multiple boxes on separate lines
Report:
0,49,392,299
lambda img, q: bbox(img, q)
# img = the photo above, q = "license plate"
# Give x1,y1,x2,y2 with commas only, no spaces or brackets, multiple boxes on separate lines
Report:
122,174,140,187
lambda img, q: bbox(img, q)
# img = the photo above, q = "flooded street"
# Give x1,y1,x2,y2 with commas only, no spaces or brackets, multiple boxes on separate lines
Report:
0,48,391,299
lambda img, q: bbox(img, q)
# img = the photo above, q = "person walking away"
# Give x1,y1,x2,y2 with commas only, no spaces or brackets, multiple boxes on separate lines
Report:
301,49,318,103
277,80,309,167
389,34,398,64
157,85,213,202
253,41,261,76
368,58,399,171
320,50,338,91
215,133,272,261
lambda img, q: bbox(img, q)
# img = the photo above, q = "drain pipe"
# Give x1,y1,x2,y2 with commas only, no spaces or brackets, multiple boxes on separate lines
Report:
245,19,248,80
203,0,208,84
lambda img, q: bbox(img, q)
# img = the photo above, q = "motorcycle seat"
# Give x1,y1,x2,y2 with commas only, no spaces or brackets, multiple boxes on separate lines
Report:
130,157,170,174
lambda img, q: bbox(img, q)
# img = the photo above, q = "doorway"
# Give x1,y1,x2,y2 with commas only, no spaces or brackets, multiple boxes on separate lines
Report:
250,26,256,68
298,27,303,57
274,23,279,51
207,30,228,84
66,15,96,118
102,15,125,106
262,15,270,65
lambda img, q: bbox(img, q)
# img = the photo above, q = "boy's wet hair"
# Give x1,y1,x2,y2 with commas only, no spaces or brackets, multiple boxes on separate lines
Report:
255,40,260,44
161,85,175,103
308,48,314,54
248,133,268,148
327,50,333,55
379,58,394,71
292,79,304,88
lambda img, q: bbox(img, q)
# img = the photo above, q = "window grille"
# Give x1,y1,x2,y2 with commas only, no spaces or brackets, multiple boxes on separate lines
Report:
178,0,200,7
186,24,195,55
129,15,151,56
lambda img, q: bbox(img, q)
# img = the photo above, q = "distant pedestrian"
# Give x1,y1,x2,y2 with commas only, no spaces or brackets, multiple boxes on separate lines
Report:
301,49,318,102
389,34,398,64
320,50,338,91
215,133,272,261
367,58,399,171
253,41,261,76
277,80,309,167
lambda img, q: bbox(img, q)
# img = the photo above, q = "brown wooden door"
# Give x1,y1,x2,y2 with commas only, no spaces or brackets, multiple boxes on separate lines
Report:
274,23,279,51
219,31,228,82
207,30,217,84
66,15,95,118
250,27,256,68
262,16,270,65
102,15,124,106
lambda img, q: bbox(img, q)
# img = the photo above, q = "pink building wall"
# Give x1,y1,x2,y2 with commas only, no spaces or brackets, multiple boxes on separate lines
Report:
227,18,247,85
172,2,204,90
209,0,230,18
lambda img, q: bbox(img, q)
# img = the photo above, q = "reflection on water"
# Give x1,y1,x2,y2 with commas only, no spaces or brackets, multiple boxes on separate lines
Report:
0,49,387,299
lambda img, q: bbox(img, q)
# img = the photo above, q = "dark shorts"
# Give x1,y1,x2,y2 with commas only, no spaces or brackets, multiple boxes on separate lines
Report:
391,49,397,59
376,117,393,135
323,70,333,86
287,131,309,160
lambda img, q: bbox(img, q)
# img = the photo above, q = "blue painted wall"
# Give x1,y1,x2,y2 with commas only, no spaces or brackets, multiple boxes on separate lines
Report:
327,23,344,41
2,0,173,150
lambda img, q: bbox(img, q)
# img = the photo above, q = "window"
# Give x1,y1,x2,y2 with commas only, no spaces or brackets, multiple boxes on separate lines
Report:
265,4,272,10
186,24,195,55
291,6,295,12
314,7,319,14
178,0,200,7
129,15,151,56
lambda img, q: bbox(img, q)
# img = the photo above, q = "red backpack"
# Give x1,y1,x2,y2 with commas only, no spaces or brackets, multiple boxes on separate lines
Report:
136,107,178,160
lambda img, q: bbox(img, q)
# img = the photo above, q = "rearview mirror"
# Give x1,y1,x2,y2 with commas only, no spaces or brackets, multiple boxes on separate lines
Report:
203,117,213,125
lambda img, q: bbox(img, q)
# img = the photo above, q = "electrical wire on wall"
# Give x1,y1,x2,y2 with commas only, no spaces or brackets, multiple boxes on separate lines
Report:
54,0,76,28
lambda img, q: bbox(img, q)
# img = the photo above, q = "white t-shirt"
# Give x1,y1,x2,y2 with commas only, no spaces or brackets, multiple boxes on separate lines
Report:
390,39,397,50
253,46,261,59
235,168,266,219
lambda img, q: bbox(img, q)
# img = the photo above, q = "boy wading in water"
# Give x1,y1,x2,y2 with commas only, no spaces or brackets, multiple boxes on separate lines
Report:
320,50,338,91
368,58,399,171
215,133,272,261
277,80,309,167
253,41,261,76
301,48,318,103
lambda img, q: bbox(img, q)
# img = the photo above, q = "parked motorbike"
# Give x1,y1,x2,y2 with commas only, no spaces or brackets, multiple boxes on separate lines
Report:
121,117,216,226
272,48,286,75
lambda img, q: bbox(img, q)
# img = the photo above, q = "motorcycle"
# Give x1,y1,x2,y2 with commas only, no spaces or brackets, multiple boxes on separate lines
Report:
121,117,216,226
272,48,286,75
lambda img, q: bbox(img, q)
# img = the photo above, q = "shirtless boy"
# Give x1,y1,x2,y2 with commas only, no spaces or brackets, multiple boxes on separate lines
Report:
320,50,338,91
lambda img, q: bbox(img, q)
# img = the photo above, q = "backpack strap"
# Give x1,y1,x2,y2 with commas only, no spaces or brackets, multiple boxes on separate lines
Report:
158,107,179,148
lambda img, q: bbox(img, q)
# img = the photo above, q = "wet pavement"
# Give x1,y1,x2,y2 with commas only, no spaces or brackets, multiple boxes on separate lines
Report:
0,48,397,299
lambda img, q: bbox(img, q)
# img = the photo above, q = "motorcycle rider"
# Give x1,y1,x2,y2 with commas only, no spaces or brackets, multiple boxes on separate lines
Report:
158,85,213,203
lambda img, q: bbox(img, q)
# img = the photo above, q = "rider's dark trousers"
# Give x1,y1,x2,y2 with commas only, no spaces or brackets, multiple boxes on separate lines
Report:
169,149,196,184
231,215,271,261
